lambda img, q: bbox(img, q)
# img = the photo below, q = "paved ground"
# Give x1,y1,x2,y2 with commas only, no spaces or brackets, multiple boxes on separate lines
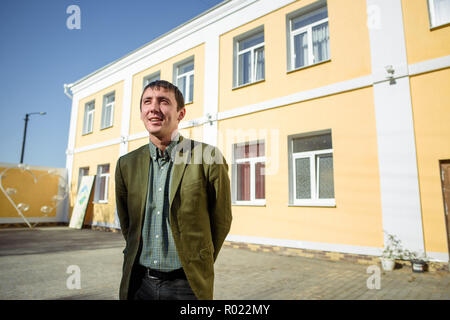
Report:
0,227,448,300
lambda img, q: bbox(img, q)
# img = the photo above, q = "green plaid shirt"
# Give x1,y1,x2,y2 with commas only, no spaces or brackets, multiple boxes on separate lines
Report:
139,135,182,271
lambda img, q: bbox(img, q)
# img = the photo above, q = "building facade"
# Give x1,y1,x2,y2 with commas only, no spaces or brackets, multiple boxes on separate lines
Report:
64,0,450,265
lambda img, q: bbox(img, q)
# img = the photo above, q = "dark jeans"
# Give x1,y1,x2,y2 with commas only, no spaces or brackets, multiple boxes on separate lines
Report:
134,272,197,300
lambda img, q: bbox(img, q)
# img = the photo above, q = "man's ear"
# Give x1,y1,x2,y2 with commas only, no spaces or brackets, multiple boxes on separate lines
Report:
178,107,186,122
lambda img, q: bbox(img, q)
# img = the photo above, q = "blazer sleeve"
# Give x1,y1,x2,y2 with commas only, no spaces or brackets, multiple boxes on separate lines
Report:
207,151,233,261
115,157,129,242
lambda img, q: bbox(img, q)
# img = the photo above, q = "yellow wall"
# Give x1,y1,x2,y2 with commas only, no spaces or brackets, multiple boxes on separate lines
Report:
410,68,450,254
402,0,450,64
218,87,383,247
0,166,60,218
70,144,119,225
75,81,124,149
218,0,371,113
129,44,205,136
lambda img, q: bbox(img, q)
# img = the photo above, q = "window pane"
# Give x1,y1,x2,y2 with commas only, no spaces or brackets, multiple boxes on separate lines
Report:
106,94,115,104
238,51,251,85
239,32,264,51
101,164,110,174
179,62,194,74
87,113,93,133
189,74,194,102
255,162,265,199
235,141,265,159
237,162,250,201
312,22,329,63
105,106,112,127
433,0,450,25
99,176,106,201
178,76,187,99
254,47,265,81
317,154,334,199
295,158,311,199
293,134,332,153
294,32,308,68
144,74,160,87
77,167,89,192
292,8,328,30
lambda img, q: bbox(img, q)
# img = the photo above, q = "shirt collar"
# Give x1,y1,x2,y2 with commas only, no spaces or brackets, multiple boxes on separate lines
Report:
148,133,180,162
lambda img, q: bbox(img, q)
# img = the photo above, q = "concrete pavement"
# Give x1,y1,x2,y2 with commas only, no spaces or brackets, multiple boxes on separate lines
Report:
0,227,448,300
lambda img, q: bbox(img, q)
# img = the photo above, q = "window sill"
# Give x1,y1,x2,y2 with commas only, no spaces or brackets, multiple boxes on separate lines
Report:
430,21,450,30
233,201,266,207
100,125,113,131
287,59,331,74
232,79,265,91
94,200,109,204
81,131,93,136
185,101,193,106
289,200,336,207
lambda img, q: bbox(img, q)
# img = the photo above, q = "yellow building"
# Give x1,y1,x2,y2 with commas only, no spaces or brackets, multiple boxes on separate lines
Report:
64,0,450,267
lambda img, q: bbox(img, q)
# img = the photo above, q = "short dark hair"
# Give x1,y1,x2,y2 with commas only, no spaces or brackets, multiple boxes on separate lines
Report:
140,80,185,111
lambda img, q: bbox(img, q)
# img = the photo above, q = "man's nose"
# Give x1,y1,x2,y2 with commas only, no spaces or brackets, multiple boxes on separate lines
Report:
146,100,160,113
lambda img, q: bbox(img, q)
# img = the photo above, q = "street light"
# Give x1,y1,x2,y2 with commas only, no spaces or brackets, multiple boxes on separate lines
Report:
20,112,46,164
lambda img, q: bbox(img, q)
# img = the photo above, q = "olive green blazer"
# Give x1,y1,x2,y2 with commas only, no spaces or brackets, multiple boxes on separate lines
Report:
115,136,232,300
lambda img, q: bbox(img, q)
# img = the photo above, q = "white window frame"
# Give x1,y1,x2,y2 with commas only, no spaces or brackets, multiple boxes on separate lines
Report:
175,60,194,104
232,142,266,206
428,0,450,28
288,6,329,71
101,92,115,129
95,164,110,203
143,72,160,89
82,101,95,135
234,30,265,87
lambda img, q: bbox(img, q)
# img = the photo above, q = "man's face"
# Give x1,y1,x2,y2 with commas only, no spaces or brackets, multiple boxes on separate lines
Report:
140,86,185,141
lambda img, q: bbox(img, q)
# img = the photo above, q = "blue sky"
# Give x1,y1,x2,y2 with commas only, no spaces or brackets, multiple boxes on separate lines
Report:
0,0,223,168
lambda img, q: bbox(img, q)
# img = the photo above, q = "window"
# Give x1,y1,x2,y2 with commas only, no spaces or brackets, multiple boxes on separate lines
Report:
289,132,335,206
143,72,160,89
82,101,95,135
95,164,110,203
175,60,194,103
288,5,330,71
428,0,450,27
77,167,89,193
232,141,265,205
234,30,265,87
101,92,115,129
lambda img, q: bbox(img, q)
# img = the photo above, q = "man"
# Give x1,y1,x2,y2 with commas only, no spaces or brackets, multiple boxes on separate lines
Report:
115,80,232,300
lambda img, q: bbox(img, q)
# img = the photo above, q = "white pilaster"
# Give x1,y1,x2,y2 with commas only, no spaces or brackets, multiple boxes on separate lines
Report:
367,0,424,253
202,34,220,146
119,75,133,156
65,95,79,190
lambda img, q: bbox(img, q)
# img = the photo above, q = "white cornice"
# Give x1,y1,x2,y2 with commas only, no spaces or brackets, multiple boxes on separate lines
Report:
68,0,262,95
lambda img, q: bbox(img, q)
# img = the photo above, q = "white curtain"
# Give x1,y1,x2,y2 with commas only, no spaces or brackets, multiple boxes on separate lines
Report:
433,0,450,26
254,47,265,81
312,22,329,63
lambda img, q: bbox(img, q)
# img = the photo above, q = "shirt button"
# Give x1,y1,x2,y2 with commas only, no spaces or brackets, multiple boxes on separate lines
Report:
153,260,157,264
158,187,162,192
157,211,160,215
155,235,159,239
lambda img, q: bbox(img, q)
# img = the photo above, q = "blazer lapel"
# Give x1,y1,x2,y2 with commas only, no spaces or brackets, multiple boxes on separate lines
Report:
137,146,150,226
169,136,191,206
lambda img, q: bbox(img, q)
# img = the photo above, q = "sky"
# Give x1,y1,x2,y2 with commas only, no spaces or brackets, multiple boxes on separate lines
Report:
0,0,223,168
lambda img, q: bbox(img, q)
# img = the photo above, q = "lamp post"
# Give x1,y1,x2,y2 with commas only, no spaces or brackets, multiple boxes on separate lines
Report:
20,112,46,164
